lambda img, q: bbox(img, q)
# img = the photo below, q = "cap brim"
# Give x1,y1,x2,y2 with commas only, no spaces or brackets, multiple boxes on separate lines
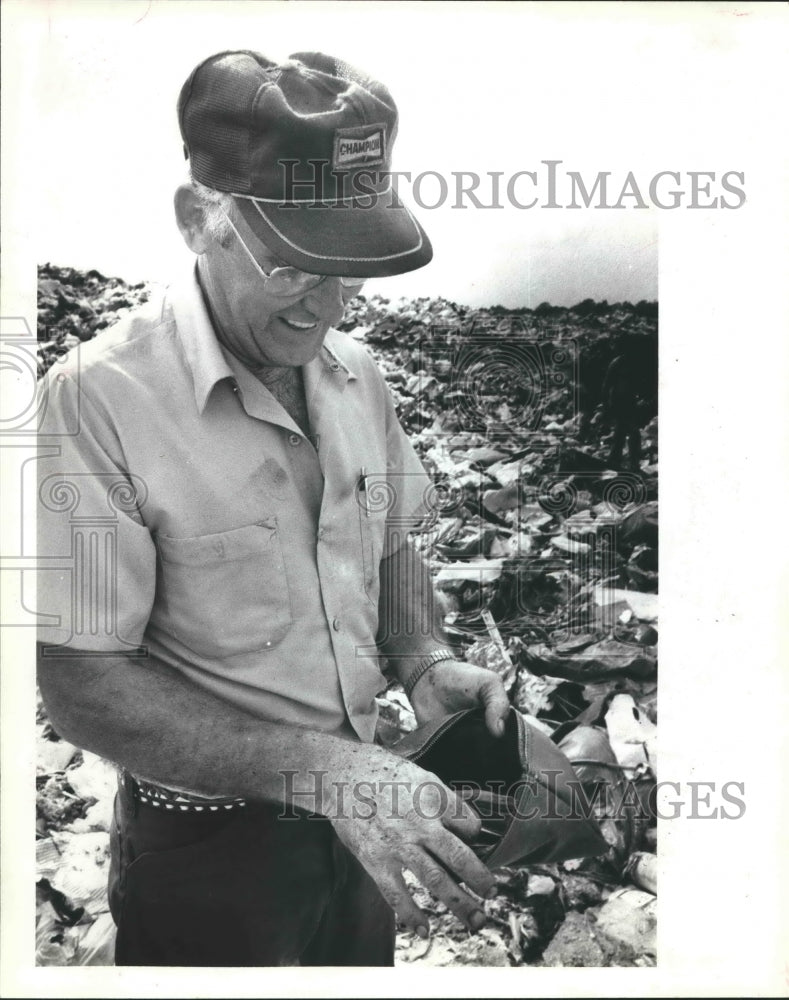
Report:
234,185,433,278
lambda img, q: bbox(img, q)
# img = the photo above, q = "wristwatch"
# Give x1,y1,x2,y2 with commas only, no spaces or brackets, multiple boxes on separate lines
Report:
403,649,457,699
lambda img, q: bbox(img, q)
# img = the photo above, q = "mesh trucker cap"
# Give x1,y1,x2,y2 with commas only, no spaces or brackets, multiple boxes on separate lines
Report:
178,50,433,278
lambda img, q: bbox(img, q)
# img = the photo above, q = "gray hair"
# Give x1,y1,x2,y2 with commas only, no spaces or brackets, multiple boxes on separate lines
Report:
187,169,234,246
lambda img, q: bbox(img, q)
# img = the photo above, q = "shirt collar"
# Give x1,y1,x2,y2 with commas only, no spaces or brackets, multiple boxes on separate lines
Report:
320,330,358,382
167,264,235,414
167,264,357,414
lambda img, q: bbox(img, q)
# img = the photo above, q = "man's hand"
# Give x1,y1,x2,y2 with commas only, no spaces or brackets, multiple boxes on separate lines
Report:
377,543,510,739
38,647,496,939
325,751,496,938
408,660,510,737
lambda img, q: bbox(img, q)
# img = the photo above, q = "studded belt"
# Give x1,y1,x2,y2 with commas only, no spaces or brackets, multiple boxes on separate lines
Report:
127,771,248,815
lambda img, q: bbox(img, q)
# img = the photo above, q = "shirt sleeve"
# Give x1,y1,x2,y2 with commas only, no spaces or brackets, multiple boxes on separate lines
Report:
36,365,157,651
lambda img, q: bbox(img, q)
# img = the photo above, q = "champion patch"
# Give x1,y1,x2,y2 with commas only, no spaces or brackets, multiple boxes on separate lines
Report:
332,124,386,169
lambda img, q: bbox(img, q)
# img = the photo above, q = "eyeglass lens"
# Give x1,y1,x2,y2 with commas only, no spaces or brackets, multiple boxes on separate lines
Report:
221,208,366,295
268,269,366,294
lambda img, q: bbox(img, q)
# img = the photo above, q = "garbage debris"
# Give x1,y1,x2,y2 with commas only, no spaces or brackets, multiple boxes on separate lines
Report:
594,887,657,959
523,639,657,683
604,693,658,776
626,851,657,895
541,911,607,967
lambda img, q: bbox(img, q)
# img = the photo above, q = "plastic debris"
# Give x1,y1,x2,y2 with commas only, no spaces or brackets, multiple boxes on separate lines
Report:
74,912,116,966
49,832,111,914
604,693,658,775
626,851,657,895
542,911,607,967
594,887,657,958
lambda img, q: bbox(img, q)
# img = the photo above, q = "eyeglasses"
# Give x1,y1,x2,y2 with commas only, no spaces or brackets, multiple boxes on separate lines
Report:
220,207,367,298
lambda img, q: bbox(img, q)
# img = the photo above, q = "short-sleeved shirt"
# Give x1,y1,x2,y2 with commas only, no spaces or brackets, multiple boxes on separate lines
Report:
36,266,432,743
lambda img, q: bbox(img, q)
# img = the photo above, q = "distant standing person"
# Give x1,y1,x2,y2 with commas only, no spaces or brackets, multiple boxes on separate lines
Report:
602,336,643,470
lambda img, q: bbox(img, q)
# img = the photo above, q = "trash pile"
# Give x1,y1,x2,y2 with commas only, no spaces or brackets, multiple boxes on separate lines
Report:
36,696,117,966
37,263,152,376
36,265,658,967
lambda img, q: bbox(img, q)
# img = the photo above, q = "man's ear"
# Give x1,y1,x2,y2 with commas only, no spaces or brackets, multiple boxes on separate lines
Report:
174,184,211,254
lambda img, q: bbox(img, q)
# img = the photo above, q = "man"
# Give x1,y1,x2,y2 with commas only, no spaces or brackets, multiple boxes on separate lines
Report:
36,51,509,966
602,334,644,470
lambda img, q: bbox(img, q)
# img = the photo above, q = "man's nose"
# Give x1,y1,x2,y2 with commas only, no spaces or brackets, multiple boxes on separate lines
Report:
304,275,346,317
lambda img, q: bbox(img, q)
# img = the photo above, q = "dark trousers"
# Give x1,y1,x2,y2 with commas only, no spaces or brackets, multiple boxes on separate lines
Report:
607,402,643,470
608,418,642,469
108,773,395,966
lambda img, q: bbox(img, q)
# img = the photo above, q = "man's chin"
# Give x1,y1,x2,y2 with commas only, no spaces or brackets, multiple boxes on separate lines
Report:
260,327,328,368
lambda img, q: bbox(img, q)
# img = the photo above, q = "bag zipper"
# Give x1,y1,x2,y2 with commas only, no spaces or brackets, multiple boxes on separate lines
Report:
403,712,467,763
515,709,533,776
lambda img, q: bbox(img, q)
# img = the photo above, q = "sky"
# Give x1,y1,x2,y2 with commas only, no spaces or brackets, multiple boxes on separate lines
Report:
7,0,673,307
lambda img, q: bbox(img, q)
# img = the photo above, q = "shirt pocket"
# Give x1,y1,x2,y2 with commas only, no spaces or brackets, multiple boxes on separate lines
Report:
155,520,292,659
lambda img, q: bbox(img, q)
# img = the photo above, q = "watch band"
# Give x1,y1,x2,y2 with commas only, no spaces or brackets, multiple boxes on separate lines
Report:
403,649,457,699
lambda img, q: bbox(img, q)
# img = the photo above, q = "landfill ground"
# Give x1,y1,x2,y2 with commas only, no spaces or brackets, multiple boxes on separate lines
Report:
36,264,658,967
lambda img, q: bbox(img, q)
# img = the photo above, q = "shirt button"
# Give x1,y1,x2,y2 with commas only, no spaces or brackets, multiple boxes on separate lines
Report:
332,617,341,632
288,433,301,446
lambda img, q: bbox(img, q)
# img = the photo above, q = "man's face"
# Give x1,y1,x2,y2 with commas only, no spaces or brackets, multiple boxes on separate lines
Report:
197,213,351,372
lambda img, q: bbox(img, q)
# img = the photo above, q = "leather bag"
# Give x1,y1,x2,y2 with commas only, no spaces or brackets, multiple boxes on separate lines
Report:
392,707,609,869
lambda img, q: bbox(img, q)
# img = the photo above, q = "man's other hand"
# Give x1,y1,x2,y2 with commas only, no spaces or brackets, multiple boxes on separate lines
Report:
408,660,510,738
325,753,495,938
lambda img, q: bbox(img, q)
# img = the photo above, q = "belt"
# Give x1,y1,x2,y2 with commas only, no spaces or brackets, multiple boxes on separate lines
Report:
126,771,248,815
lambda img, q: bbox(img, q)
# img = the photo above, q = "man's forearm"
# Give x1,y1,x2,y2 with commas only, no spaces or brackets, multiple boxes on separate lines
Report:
37,645,381,810
376,540,452,685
